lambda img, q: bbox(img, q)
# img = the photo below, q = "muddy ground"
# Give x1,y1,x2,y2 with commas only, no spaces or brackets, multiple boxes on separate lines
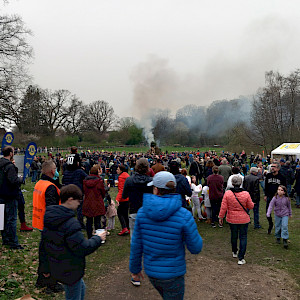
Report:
86,252,299,300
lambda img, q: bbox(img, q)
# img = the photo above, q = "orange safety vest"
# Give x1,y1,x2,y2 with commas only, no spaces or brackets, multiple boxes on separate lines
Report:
32,180,60,231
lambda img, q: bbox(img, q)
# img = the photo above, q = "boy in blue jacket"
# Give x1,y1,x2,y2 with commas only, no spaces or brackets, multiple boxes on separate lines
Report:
129,171,203,299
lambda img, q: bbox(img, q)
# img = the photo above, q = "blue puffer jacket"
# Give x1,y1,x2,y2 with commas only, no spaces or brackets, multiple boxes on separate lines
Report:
129,193,203,280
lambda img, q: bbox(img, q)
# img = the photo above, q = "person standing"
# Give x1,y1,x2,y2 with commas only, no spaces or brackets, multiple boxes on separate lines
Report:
243,167,261,229
0,146,23,249
264,162,287,235
219,176,254,265
207,166,224,228
82,165,106,239
40,184,106,300
218,159,232,189
33,160,63,293
129,171,203,297
189,156,203,185
116,164,130,236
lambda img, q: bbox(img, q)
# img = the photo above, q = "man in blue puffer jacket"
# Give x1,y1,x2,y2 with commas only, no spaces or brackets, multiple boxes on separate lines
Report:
129,171,203,299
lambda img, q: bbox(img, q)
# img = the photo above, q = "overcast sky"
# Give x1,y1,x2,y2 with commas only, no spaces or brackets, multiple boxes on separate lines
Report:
3,0,300,119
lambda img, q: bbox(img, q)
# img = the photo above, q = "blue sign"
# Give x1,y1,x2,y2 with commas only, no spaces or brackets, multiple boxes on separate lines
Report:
23,142,37,180
1,132,14,154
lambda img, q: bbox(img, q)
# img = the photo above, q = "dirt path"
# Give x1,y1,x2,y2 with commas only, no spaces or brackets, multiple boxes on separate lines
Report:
86,253,299,300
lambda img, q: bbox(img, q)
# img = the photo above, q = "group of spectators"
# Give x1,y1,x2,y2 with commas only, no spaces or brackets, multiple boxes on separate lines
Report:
1,146,299,299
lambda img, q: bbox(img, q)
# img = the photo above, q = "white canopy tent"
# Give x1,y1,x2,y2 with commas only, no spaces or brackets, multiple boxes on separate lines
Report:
271,143,300,161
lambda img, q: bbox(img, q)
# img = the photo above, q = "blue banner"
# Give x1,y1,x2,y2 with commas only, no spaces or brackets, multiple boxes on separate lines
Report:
23,142,37,180
1,132,14,153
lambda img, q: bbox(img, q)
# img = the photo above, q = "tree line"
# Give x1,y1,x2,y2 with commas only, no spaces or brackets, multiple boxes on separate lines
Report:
1,4,300,150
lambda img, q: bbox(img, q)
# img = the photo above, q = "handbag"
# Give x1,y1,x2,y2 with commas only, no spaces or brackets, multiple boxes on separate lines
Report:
232,192,249,216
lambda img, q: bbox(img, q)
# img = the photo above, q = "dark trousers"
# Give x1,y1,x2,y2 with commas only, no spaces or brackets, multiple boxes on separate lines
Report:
211,200,221,224
18,201,26,223
0,198,19,247
253,201,260,228
266,197,273,231
86,216,102,239
229,223,248,260
117,201,129,229
149,275,184,300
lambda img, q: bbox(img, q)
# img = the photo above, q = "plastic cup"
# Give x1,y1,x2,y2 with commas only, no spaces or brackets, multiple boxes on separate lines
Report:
115,180,118,187
104,179,108,185
96,229,106,235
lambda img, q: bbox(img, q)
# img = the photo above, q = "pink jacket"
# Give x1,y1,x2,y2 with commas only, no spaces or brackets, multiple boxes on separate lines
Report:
219,190,254,224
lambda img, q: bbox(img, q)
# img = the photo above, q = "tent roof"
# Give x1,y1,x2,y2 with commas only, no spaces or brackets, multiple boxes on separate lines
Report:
271,143,300,155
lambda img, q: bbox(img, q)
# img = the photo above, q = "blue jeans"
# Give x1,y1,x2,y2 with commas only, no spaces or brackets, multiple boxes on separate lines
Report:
259,180,265,192
253,202,260,228
0,198,19,247
274,215,289,239
129,213,137,241
229,223,248,260
64,278,85,300
31,170,38,182
149,275,184,300
287,184,292,196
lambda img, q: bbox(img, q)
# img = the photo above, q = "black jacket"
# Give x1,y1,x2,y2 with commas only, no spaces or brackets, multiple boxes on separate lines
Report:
62,168,87,192
122,173,153,214
243,173,260,203
41,205,102,285
0,157,22,201
189,161,203,178
265,172,287,199
174,174,192,207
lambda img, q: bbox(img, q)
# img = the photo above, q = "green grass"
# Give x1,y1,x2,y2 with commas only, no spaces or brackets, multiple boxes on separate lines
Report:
1,181,299,299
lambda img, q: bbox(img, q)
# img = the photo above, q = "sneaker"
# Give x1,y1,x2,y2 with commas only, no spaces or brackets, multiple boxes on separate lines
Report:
218,223,223,228
254,225,262,229
101,240,105,244
232,252,238,258
118,228,129,236
211,223,216,228
238,259,246,265
131,278,141,287
276,238,281,244
10,244,24,250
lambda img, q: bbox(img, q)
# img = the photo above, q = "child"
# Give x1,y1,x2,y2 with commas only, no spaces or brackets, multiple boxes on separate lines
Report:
41,184,106,299
190,175,203,220
106,194,117,231
267,185,292,249
202,185,212,224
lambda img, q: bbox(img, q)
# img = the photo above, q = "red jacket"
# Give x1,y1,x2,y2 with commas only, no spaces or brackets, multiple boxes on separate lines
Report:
116,172,130,202
219,190,254,224
82,175,106,217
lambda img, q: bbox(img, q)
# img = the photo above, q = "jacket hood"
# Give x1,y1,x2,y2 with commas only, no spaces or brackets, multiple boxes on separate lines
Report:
143,193,182,221
132,173,152,185
44,205,75,230
0,157,11,169
84,175,100,188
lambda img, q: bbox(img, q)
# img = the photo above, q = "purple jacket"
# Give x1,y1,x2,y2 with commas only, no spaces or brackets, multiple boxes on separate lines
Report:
266,196,292,218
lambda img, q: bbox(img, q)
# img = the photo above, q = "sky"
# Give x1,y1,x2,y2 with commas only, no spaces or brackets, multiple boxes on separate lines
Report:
2,0,300,120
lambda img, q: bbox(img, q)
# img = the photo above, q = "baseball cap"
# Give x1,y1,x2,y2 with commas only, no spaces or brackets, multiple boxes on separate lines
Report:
250,167,259,173
147,171,177,189
280,158,286,163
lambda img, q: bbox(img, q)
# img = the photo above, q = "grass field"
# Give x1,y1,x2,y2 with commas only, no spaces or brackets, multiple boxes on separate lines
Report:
0,179,299,299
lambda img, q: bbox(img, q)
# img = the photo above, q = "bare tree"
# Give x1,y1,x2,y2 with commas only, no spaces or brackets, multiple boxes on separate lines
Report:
41,89,70,135
83,100,116,134
63,97,85,135
0,13,33,127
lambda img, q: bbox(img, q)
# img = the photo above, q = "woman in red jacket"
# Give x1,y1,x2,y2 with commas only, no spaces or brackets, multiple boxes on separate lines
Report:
219,175,254,265
83,165,106,238
116,164,130,236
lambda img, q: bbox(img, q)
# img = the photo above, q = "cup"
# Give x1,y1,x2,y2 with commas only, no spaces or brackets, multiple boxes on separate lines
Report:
104,179,108,185
115,180,118,187
96,229,106,235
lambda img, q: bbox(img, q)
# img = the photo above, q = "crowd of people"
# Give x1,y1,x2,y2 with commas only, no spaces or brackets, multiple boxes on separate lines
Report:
1,145,299,299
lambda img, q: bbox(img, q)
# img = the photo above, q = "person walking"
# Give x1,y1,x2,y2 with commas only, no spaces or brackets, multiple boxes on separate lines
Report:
129,171,203,297
267,185,292,249
243,167,261,229
264,162,286,234
219,175,254,265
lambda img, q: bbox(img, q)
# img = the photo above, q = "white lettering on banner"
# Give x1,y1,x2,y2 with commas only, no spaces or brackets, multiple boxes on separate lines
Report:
67,155,74,165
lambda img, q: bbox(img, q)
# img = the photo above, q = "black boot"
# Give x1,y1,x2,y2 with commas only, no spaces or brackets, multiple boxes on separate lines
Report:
283,239,288,249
